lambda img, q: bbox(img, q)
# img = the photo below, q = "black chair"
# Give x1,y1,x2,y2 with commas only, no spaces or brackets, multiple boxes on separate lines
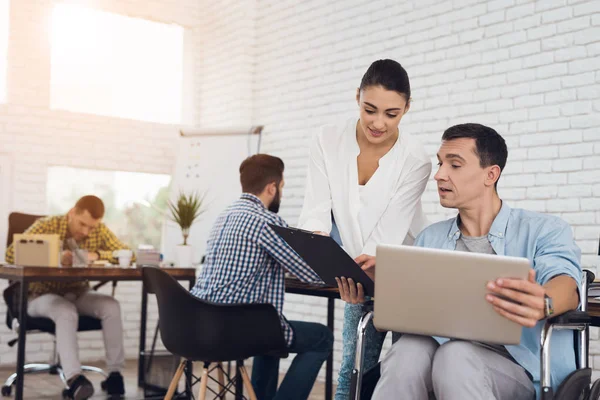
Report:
2,212,112,397
352,269,600,400
5,212,45,248
142,266,288,400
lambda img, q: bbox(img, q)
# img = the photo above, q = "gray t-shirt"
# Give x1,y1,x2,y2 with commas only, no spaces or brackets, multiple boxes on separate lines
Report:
456,234,516,362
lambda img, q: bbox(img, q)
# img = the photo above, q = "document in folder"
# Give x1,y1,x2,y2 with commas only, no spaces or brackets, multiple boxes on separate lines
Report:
13,234,60,267
269,225,375,296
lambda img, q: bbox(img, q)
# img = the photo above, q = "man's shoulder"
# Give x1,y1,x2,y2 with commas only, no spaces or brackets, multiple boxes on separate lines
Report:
255,209,288,232
95,221,114,234
508,207,569,233
223,200,287,230
30,215,63,231
415,217,456,246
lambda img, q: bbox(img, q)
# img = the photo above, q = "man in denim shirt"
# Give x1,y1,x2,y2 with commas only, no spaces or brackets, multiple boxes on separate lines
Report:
338,123,581,399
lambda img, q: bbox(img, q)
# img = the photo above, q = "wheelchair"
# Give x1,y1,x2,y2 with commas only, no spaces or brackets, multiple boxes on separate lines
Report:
350,270,600,400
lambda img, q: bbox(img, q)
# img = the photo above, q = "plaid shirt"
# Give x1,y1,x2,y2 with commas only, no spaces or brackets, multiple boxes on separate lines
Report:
5,215,133,297
190,193,321,346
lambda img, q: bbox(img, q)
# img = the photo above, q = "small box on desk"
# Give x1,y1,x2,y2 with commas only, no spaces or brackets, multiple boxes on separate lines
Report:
137,249,161,267
13,234,60,267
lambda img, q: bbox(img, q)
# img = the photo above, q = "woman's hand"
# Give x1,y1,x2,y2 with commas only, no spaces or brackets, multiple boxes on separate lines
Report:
61,250,73,267
355,254,376,280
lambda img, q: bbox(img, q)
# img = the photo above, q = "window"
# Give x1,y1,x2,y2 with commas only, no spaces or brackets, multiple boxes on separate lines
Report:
0,0,9,103
47,167,171,251
50,4,184,124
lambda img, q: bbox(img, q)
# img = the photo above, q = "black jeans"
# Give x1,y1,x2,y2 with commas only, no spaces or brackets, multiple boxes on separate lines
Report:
251,320,333,400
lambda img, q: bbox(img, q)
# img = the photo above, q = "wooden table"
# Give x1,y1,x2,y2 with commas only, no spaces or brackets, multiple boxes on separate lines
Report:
0,265,196,400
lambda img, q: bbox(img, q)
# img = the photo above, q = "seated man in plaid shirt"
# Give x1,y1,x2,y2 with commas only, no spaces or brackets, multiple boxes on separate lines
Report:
5,195,130,400
191,154,333,400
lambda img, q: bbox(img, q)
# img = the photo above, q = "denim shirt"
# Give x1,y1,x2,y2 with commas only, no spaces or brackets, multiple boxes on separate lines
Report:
414,202,582,398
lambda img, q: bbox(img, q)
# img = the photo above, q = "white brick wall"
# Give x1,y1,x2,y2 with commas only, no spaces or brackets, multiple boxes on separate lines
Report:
196,0,600,383
0,0,200,368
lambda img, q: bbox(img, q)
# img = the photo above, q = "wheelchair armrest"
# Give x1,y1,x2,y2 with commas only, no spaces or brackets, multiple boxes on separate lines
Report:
547,310,591,327
362,300,374,313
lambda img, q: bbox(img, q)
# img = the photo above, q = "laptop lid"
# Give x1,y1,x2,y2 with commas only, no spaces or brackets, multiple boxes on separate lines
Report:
373,244,531,345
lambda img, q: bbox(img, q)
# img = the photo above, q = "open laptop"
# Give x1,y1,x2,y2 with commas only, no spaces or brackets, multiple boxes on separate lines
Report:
373,244,531,345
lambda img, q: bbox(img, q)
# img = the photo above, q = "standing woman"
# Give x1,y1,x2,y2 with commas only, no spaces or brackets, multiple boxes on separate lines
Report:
298,59,431,399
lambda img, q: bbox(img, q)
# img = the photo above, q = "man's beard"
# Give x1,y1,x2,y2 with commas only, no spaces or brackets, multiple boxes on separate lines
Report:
268,186,281,213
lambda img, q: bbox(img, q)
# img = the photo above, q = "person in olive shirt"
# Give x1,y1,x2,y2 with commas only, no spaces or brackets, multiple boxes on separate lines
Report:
5,195,132,400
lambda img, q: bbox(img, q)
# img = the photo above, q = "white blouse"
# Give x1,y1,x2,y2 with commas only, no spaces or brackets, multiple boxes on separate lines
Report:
298,118,432,259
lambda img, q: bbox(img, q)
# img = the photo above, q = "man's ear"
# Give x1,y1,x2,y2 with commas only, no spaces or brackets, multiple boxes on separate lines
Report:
485,165,502,187
268,182,277,196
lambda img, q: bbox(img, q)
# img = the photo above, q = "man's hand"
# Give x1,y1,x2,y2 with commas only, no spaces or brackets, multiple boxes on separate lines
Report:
313,231,329,236
335,277,365,304
355,254,376,280
61,250,73,267
87,251,99,262
334,255,376,303
486,269,545,328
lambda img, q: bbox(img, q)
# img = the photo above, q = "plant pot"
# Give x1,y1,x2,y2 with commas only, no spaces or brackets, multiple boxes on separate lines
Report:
175,245,193,268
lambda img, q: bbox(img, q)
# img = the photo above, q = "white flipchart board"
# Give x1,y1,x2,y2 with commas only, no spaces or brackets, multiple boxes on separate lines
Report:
162,130,260,264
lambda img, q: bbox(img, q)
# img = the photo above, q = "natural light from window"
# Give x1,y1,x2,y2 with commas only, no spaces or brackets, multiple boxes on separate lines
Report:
50,4,184,124
0,0,9,104
47,166,171,251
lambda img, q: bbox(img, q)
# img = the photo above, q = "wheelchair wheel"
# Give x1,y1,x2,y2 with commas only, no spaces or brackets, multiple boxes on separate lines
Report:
589,379,600,400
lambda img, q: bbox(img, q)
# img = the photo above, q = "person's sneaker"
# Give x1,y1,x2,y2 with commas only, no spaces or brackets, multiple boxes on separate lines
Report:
63,374,94,400
100,372,125,396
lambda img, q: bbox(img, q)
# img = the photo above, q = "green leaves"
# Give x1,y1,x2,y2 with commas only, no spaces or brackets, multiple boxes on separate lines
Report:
167,191,206,245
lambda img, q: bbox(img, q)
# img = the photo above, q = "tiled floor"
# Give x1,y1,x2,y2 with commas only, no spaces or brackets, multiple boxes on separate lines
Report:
0,359,333,399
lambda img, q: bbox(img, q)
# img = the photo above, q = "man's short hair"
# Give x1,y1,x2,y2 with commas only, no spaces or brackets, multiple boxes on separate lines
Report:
74,195,105,219
442,123,508,188
239,154,284,195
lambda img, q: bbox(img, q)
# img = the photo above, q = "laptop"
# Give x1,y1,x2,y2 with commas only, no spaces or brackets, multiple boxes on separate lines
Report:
373,244,531,345
269,225,375,296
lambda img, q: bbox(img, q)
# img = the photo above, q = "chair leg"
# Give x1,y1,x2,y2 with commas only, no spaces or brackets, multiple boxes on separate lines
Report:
239,365,257,400
198,362,210,400
3,364,53,387
217,362,226,399
165,360,186,400
80,365,107,378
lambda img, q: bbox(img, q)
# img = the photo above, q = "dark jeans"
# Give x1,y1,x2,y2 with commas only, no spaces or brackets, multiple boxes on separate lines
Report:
251,320,333,400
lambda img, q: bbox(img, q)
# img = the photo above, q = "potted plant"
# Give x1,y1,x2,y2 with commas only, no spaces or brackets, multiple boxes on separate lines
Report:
167,191,205,267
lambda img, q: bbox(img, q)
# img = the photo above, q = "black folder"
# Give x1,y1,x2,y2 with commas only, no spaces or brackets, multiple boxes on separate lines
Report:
269,225,375,297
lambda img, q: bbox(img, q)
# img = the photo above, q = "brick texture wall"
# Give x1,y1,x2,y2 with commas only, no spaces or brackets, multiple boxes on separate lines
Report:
197,0,600,382
0,0,200,367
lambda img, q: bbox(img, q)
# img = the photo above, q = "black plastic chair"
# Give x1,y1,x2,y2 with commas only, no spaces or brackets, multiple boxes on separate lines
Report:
353,270,600,400
6,212,45,248
142,266,288,400
1,282,106,397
